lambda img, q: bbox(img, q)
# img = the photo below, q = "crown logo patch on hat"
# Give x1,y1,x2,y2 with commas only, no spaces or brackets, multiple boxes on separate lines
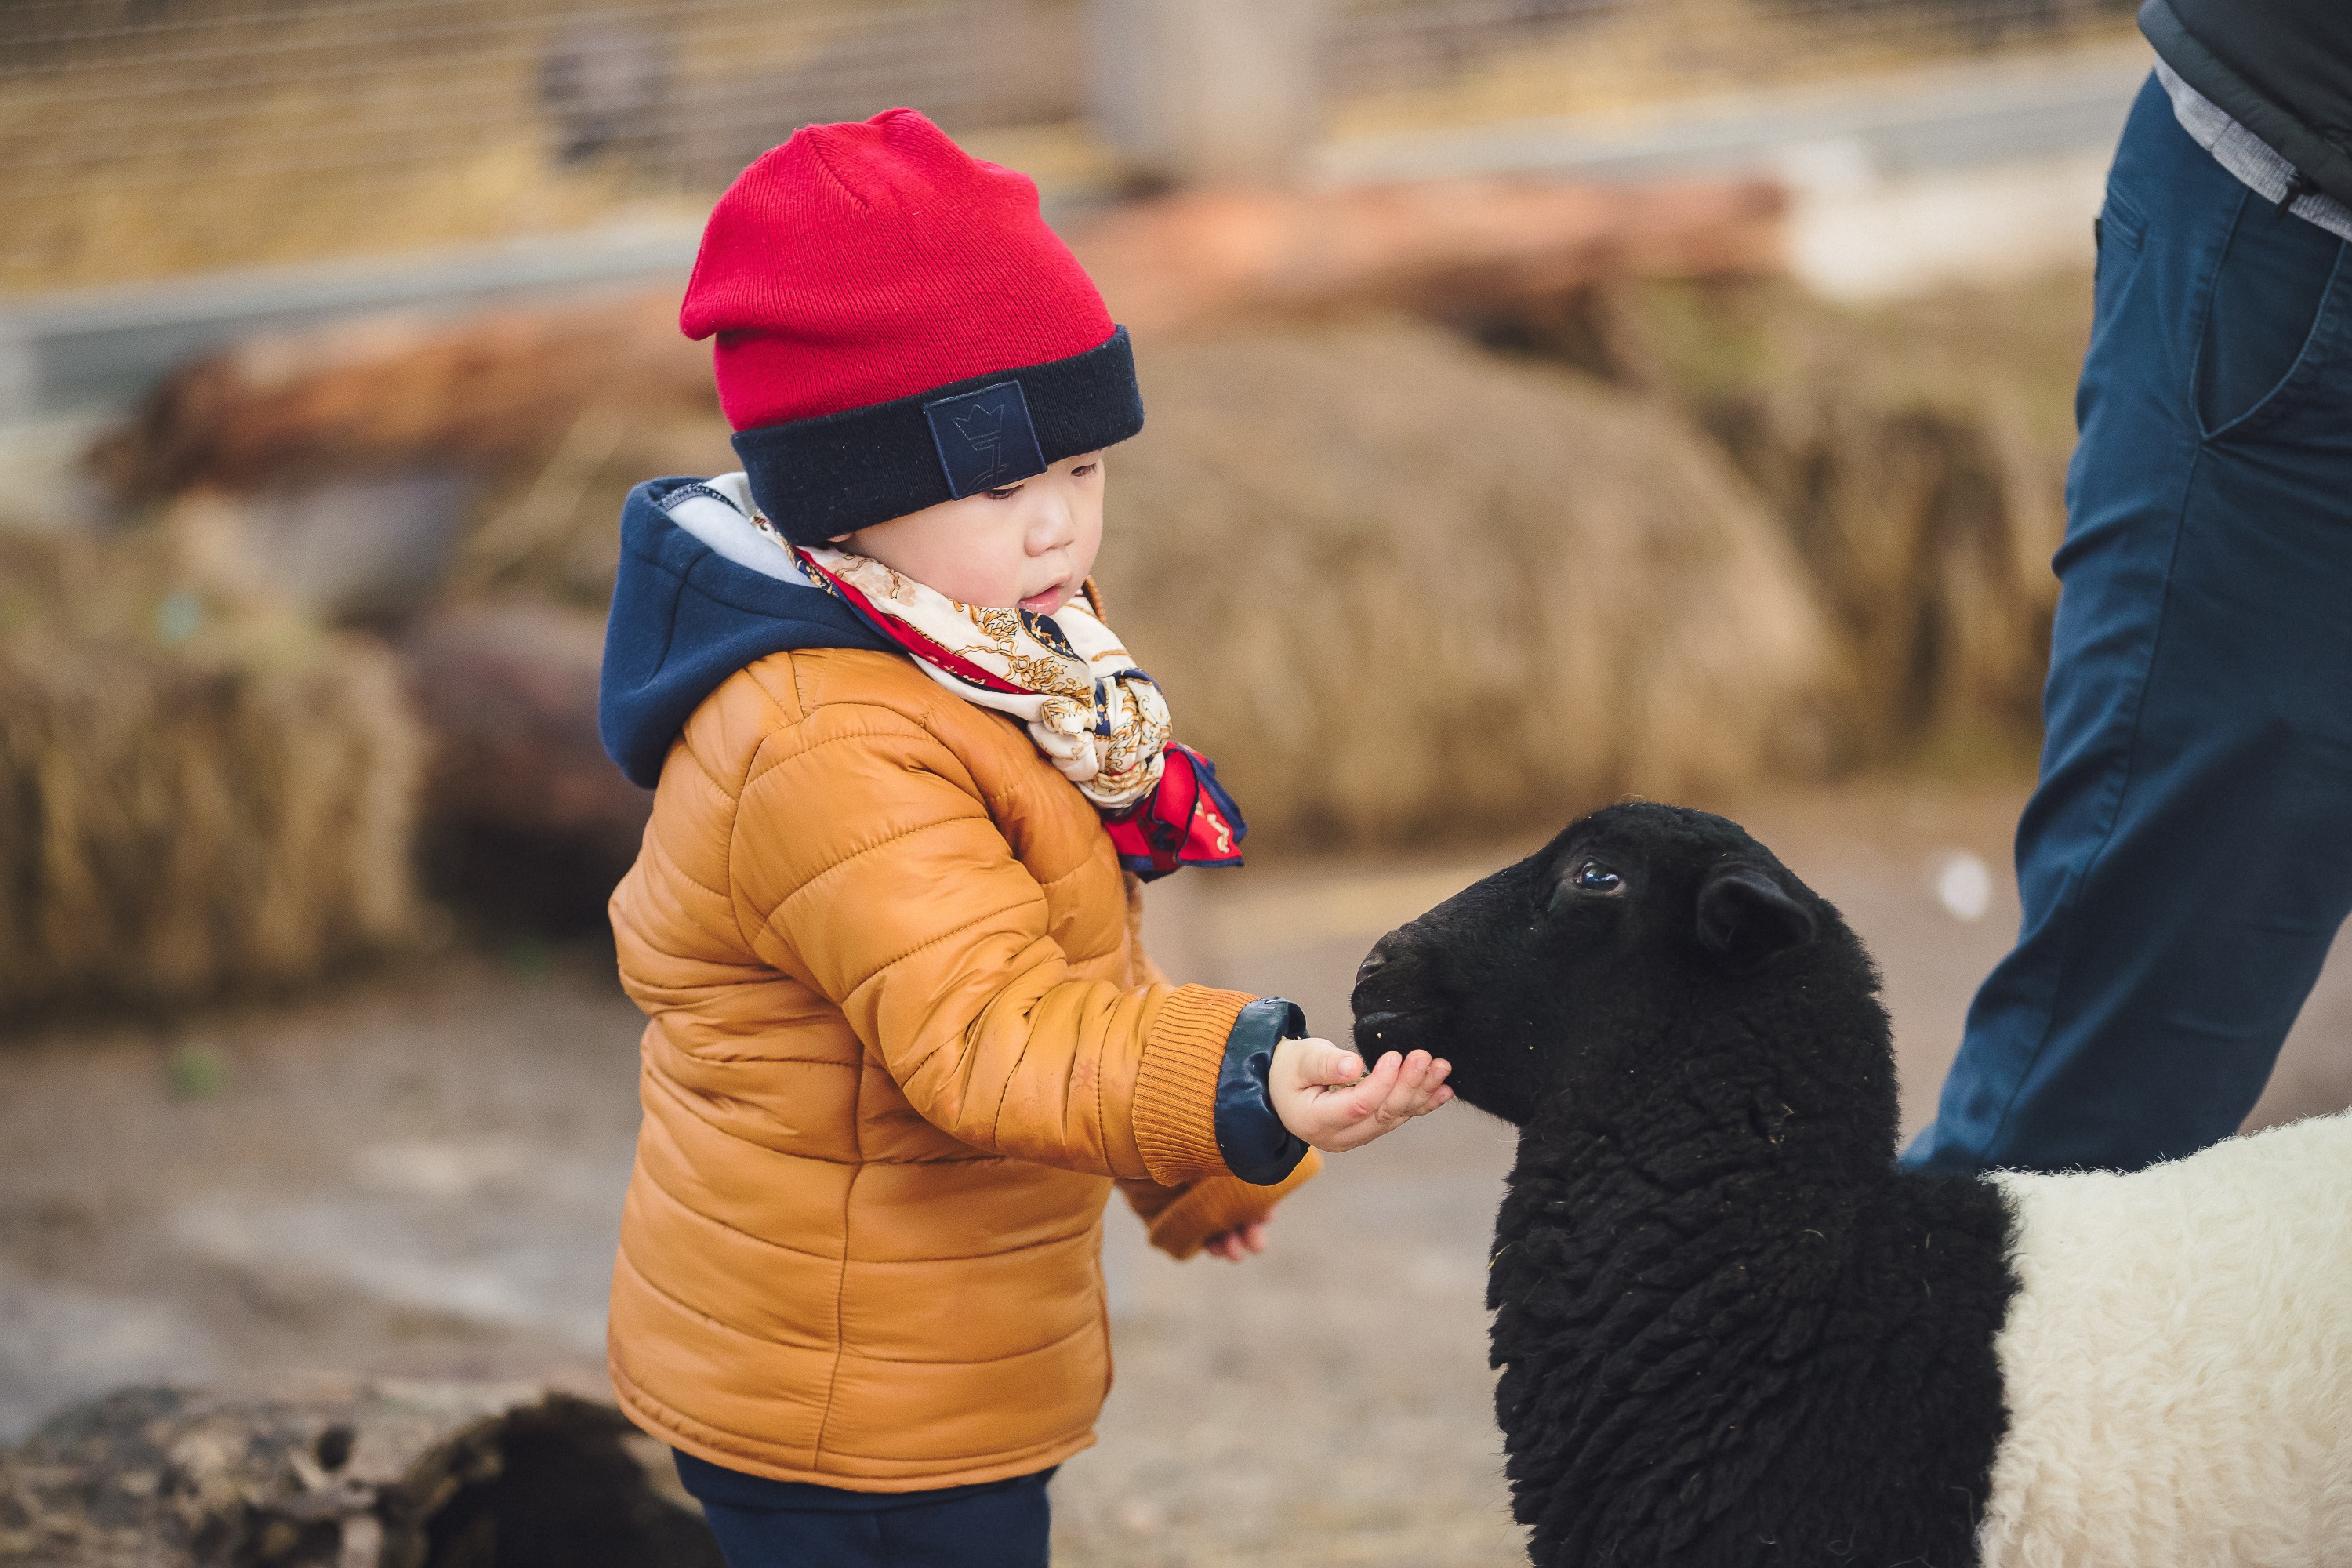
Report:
924,379,1049,498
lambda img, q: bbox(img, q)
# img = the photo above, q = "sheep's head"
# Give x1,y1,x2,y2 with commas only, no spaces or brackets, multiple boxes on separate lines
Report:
1351,801,1885,1129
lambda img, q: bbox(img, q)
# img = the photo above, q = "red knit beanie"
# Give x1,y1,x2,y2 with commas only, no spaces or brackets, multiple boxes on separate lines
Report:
680,108,1142,543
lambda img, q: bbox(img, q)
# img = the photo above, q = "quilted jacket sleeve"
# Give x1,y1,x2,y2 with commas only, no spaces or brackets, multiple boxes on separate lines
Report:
1106,871,1321,1254
730,702,1249,1185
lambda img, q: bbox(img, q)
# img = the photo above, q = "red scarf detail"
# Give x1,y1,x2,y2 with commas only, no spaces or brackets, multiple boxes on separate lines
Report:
795,552,1246,880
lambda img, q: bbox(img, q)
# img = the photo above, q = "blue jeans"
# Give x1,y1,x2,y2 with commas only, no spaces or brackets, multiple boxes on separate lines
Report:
1905,76,2352,1175
674,1452,1054,1568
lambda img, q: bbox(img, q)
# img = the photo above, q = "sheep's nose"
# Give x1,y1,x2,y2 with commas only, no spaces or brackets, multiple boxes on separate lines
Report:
1356,938,1397,987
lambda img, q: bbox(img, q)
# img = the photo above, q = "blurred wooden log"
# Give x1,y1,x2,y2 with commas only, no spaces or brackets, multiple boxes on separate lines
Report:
89,290,711,504
401,603,651,930
1075,176,1787,335
0,1382,720,1567
87,176,1784,503
403,602,648,851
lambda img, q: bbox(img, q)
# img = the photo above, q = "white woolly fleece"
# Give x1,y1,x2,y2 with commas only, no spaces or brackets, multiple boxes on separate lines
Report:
1979,1109,2352,1568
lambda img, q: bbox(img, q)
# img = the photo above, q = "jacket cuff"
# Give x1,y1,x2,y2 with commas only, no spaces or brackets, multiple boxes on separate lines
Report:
1144,1151,1323,1261
1133,985,1255,1183
1213,997,1312,1185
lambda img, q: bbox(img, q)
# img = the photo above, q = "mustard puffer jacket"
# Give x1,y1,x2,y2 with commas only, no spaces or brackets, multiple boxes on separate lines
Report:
606,644,1317,1490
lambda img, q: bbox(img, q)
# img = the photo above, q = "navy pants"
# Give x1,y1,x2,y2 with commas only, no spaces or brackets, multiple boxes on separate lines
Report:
1905,77,2352,1175
675,1453,1053,1568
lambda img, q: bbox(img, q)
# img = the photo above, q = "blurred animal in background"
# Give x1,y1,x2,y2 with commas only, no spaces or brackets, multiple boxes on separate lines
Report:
538,21,673,166
658,2,1087,188
1353,801,2352,1568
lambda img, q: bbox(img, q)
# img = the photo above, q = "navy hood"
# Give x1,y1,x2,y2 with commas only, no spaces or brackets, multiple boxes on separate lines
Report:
598,475,895,789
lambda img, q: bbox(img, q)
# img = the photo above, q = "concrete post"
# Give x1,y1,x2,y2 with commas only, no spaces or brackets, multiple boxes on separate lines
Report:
1091,0,1323,187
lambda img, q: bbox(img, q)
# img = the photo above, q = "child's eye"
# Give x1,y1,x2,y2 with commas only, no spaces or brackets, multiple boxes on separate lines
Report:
1069,463,1098,478
985,483,1025,500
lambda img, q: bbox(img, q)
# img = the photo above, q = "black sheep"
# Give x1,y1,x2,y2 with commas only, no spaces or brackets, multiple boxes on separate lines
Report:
1354,800,2352,1567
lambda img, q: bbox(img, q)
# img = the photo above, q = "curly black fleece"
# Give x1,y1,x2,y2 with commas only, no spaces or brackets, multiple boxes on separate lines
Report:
1352,803,2016,1568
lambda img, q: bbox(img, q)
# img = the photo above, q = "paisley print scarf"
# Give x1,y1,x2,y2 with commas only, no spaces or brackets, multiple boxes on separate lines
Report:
790,543,1245,879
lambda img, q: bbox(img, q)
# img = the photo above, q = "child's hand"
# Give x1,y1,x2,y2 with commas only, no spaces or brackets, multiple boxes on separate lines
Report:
1269,1038,1452,1153
1202,1221,1269,1261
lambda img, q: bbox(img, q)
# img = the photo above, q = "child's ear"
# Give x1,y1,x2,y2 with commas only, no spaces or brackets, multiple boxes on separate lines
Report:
1694,865,1814,966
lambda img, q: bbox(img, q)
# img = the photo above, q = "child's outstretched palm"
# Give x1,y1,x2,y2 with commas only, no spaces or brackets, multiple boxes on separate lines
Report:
1200,1040,1450,1261
1271,1038,1452,1153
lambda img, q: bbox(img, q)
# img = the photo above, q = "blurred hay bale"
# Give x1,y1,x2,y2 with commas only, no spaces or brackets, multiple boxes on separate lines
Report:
1101,319,1839,847
1588,274,2089,763
0,535,422,1016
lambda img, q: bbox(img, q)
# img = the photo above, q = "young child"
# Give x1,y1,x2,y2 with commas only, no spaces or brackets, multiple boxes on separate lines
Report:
596,109,1453,1567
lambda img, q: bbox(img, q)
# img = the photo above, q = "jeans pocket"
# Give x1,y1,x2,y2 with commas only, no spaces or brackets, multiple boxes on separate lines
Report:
2097,186,2149,257
2091,187,2147,296
2194,193,2347,437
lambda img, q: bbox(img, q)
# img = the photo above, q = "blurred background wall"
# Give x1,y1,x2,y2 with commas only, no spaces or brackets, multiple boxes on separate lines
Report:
0,0,2144,1016
2,0,2132,288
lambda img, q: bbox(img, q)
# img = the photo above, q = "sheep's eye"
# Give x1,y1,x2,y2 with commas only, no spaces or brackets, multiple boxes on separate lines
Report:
1573,861,1623,894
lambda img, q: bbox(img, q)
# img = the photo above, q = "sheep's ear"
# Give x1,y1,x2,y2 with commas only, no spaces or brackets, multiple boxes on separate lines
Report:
1695,864,1815,965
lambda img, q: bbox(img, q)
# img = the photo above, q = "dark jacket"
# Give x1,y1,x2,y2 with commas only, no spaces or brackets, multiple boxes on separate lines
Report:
2142,0,2352,207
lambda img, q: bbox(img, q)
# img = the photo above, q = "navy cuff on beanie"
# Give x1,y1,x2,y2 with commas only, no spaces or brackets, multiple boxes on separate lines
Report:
732,326,1145,545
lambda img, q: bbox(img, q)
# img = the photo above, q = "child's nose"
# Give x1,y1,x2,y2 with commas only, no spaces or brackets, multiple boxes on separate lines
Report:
1030,491,1076,553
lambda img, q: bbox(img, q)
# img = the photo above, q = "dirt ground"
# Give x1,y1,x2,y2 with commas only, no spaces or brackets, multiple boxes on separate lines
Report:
5,777,2350,1564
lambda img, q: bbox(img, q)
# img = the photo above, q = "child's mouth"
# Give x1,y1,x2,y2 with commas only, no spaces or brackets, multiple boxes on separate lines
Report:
1019,583,1066,615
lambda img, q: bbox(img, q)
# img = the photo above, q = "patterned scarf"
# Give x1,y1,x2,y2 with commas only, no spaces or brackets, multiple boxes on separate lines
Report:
789,543,1245,879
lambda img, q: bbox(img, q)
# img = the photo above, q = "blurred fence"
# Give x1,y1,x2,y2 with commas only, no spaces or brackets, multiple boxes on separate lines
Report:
2,0,2136,294
1328,0,2128,96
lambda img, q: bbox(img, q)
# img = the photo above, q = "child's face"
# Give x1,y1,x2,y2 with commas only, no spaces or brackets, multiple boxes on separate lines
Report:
837,451,1105,614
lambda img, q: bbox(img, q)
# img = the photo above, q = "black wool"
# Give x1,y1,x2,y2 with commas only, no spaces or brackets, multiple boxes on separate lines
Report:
1352,803,2016,1568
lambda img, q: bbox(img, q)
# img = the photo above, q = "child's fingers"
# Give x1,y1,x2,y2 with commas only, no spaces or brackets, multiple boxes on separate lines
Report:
1377,1054,1453,1121
1203,1222,1270,1262
1312,1052,1455,1149
1294,1038,1367,1090
1319,1055,1399,1125
1374,1053,1436,1123
1324,1046,1400,1100
1295,1052,1410,1148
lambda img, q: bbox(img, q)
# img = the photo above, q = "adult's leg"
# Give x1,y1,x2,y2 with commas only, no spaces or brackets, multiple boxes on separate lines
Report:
1904,77,2352,1175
